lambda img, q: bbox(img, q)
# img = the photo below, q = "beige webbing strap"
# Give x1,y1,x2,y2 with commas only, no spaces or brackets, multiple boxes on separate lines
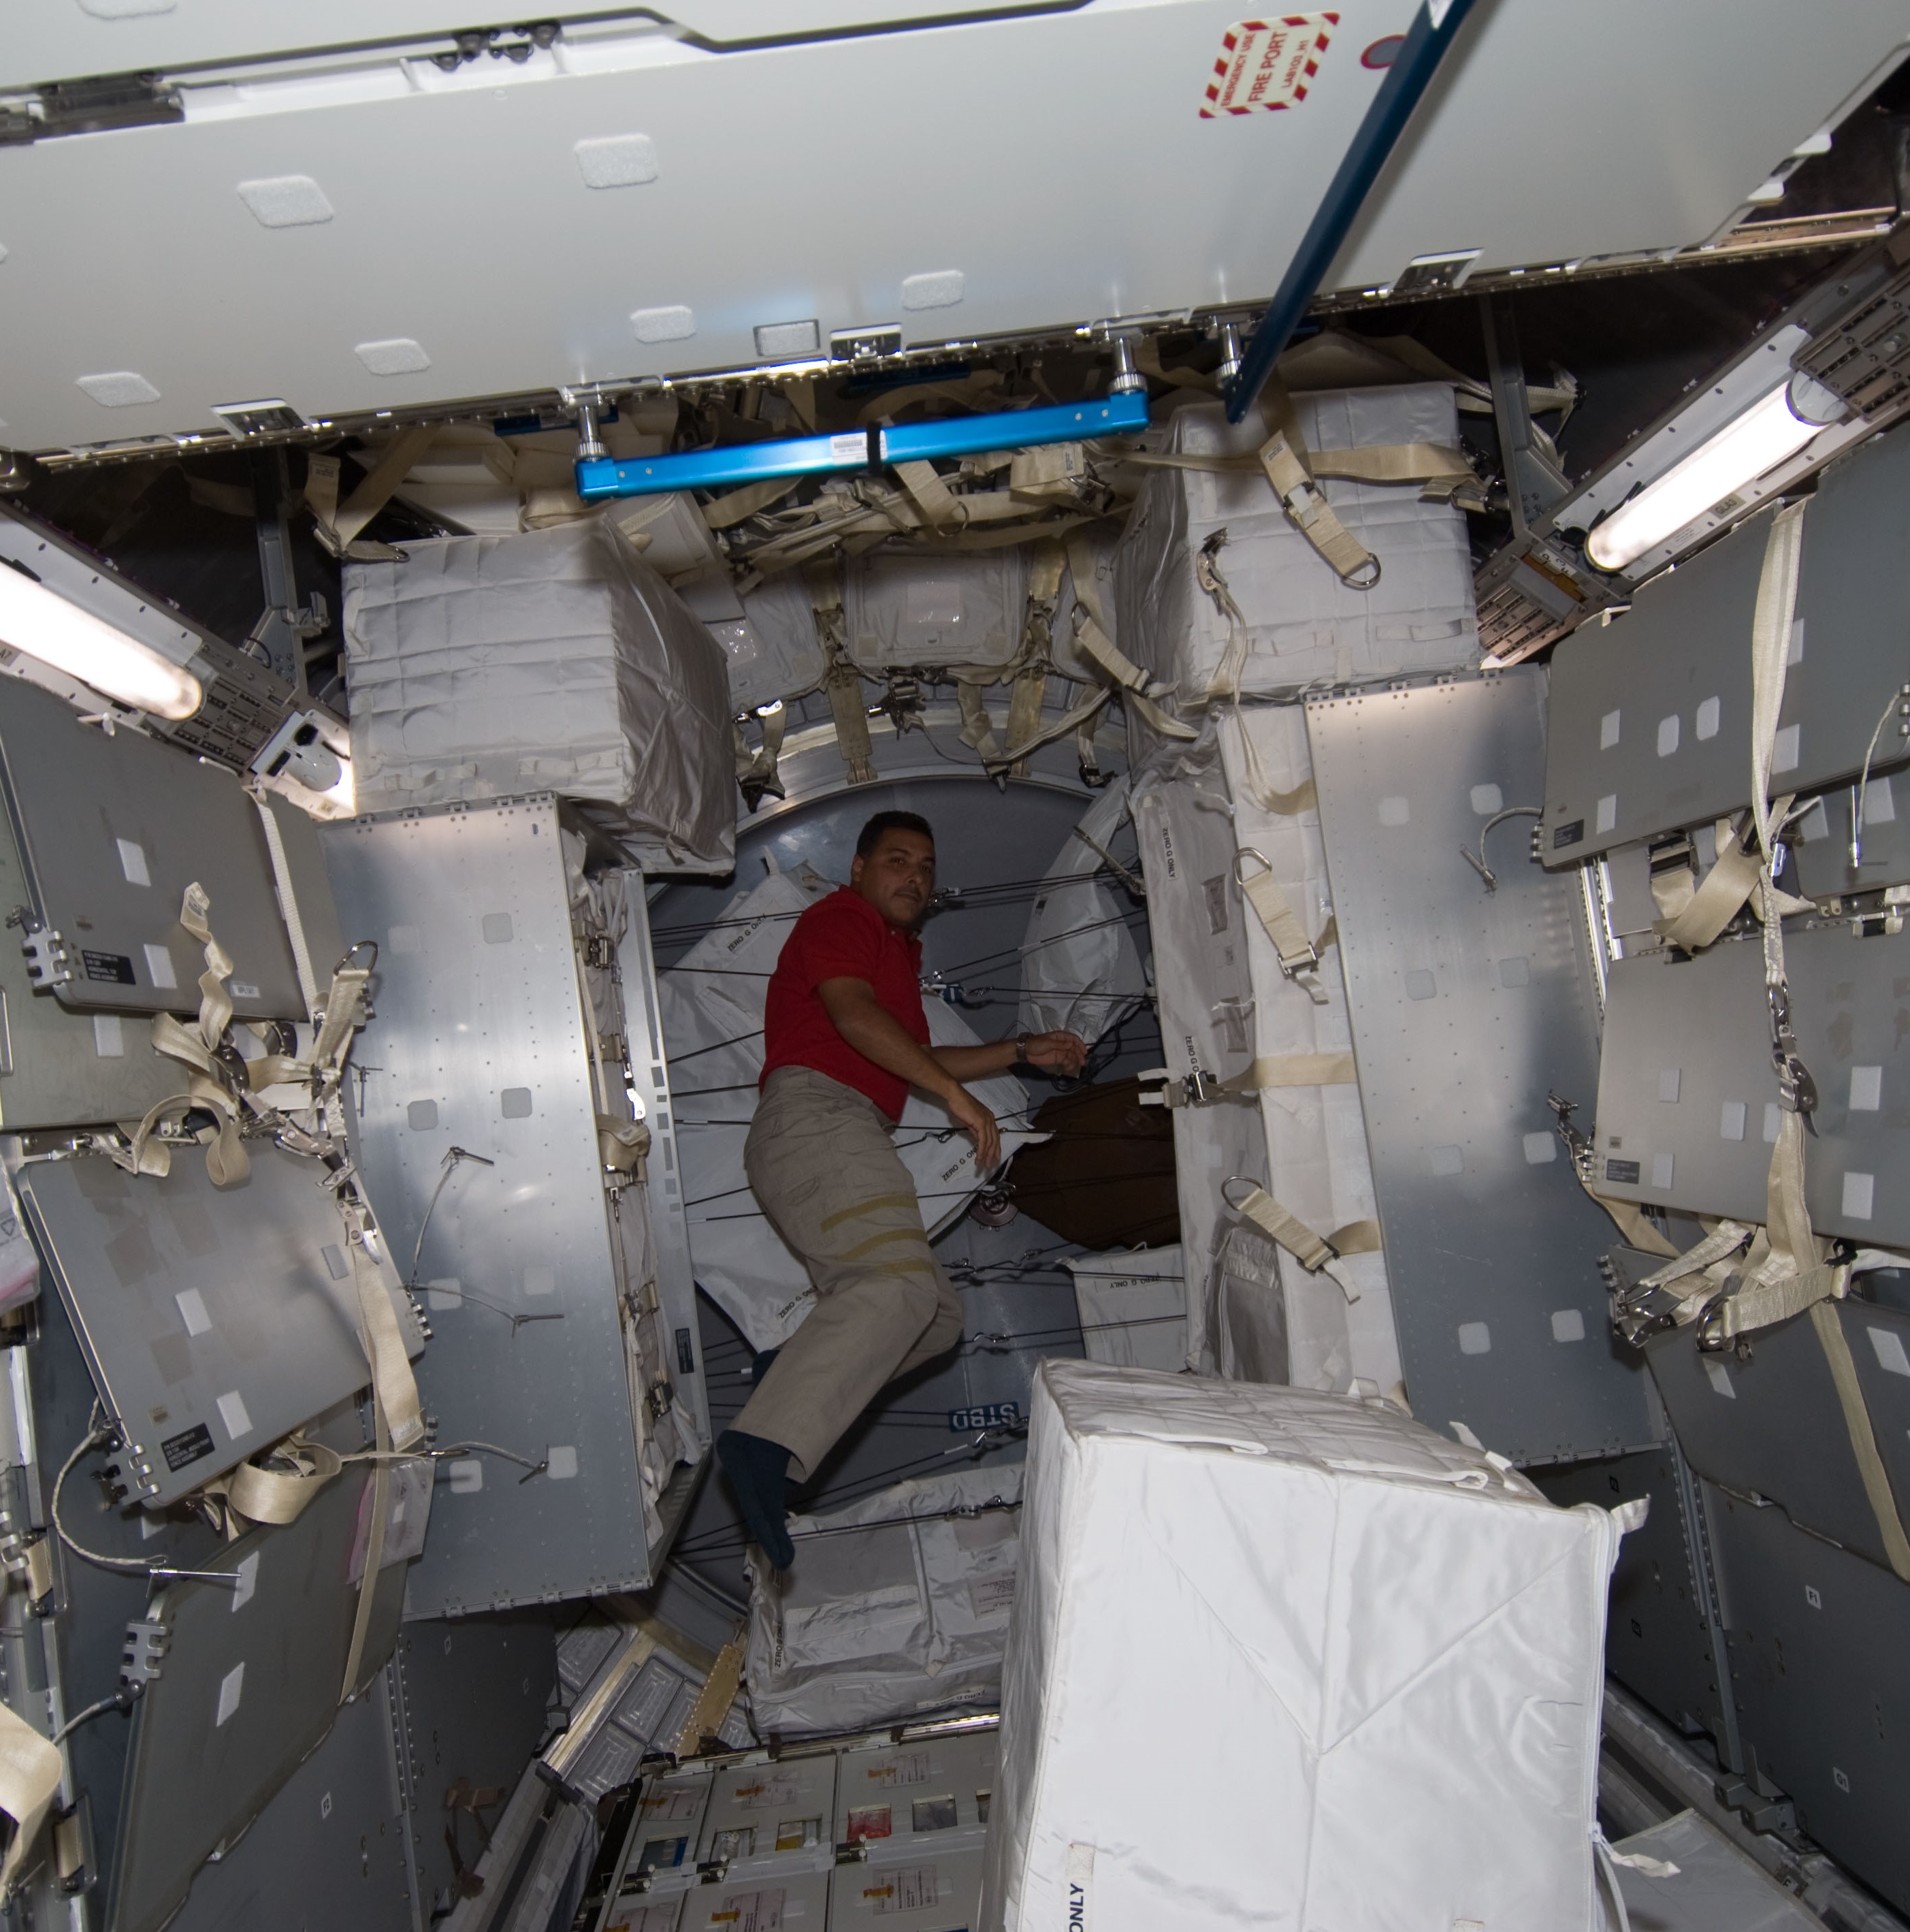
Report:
304,455,341,539
1063,532,1197,741
348,1223,425,1451
320,425,440,552
1003,542,1067,777
215,1436,344,1528
703,477,800,529
807,566,876,785
1653,817,1768,948
341,1397,391,1702
1223,1179,1365,1302
1751,502,1810,858
1218,1050,1357,1094
1234,849,1329,1005
178,882,233,1052
1583,1183,1679,1259
954,679,1004,766
1809,1300,1910,1581
894,460,962,529
999,686,1109,772
1258,432,1380,589
672,1635,746,1757
0,1698,61,1897
251,794,321,1017
734,708,787,805
132,1013,249,1187
1638,1220,1753,1304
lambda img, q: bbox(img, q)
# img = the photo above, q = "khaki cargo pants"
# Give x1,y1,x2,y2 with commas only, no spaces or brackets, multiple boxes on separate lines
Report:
735,1066,964,1480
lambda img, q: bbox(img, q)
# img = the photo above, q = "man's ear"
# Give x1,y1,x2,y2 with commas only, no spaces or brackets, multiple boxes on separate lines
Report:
849,852,865,888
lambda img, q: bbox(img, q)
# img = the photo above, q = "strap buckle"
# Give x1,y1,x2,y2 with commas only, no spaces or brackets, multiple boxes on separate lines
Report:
1137,1066,1209,1109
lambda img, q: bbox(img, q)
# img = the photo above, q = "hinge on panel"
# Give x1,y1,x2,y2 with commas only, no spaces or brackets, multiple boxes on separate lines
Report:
19,928,71,988
581,935,614,969
645,1377,674,1423
0,74,184,147
120,1620,168,1688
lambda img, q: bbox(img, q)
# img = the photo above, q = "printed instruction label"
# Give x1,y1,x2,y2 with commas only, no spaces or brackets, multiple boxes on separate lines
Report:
160,1422,216,1472
709,1889,783,1932
860,1751,932,1789
863,1866,938,1915
1201,15,1337,118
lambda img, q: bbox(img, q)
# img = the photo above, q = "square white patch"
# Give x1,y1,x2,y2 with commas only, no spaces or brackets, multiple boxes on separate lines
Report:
1596,794,1617,835
1656,715,1680,758
524,1266,557,1298
1787,617,1805,666
1378,796,1410,827
1764,1102,1782,1144
901,270,965,310
1470,784,1502,816
1704,1359,1735,1399
1864,775,1896,826
1600,709,1621,750
1773,722,1800,774
215,1662,245,1726
1868,1327,1910,1377
93,1014,124,1059
1842,1172,1875,1221
231,1550,259,1612
1651,1151,1674,1190
1696,696,1721,740
449,1459,483,1494
174,1288,211,1337
573,133,659,189
631,304,696,344
116,838,150,887
1849,1066,1883,1112
1657,1067,1681,1104
1521,1132,1556,1165
1429,1144,1463,1176
143,944,177,990
1457,1322,1491,1356
546,1446,579,1480
1719,1101,1747,1141
387,924,420,956
427,1277,462,1313
1551,1309,1586,1344
216,1389,253,1441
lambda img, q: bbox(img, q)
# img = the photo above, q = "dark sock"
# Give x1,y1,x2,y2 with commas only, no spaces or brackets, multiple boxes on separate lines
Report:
716,1429,795,1570
751,1347,780,1385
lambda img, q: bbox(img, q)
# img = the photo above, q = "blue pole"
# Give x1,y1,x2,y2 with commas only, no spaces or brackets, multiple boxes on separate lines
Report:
1223,0,1478,424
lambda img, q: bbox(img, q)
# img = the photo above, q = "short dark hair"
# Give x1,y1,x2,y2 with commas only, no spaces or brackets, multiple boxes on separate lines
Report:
856,810,934,859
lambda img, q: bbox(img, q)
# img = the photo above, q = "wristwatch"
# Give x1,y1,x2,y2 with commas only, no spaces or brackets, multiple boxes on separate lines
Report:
1014,1032,1032,1061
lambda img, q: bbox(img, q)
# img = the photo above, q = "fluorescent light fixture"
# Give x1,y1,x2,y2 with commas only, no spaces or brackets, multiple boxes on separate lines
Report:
1585,372,1845,573
0,560,202,719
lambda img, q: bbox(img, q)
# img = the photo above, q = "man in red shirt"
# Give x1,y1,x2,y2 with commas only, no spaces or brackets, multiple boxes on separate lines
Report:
717,811,1086,1568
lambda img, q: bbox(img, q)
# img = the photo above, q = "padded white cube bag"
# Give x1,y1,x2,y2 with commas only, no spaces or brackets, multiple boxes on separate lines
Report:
984,1360,1630,1932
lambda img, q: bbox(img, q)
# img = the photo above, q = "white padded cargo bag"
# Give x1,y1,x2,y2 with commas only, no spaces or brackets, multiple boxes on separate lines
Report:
1132,751,1267,1372
984,1362,1623,1932
1116,385,1478,702
843,548,1029,673
743,1463,1022,1736
1217,705,1404,1399
343,514,735,872
1063,1246,1186,1372
679,568,826,715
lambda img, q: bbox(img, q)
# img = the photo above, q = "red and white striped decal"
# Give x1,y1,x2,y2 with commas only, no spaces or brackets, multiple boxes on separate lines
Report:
1201,13,1338,118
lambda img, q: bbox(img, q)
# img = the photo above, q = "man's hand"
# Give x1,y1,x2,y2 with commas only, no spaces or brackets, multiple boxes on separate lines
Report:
1021,1029,1089,1078
946,1086,1001,1174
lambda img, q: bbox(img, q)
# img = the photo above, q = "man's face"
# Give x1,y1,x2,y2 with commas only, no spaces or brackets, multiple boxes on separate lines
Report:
850,828,935,929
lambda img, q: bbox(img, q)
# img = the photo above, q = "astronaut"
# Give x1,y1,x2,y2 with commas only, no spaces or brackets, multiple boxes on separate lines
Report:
716,811,1087,1567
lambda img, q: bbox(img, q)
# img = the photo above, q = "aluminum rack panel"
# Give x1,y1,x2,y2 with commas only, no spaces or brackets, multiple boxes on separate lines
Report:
1545,425,1910,869
18,1144,378,1508
323,796,689,1615
1647,1300,1910,1577
1592,921,1910,1244
0,677,308,1019
1307,669,1654,1462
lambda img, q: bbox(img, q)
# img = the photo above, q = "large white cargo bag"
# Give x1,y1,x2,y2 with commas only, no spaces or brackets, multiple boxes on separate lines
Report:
1063,1245,1186,1372
658,869,1038,1350
1217,705,1404,1399
1116,385,1477,703
744,1463,1021,1737
983,1361,1622,1932
342,515,735,872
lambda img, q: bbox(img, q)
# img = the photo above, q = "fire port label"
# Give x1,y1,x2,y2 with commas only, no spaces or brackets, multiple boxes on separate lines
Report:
1201,14,1337,117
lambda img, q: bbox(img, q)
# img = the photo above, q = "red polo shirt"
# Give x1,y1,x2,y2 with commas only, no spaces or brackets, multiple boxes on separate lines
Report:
760,887,930,1122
